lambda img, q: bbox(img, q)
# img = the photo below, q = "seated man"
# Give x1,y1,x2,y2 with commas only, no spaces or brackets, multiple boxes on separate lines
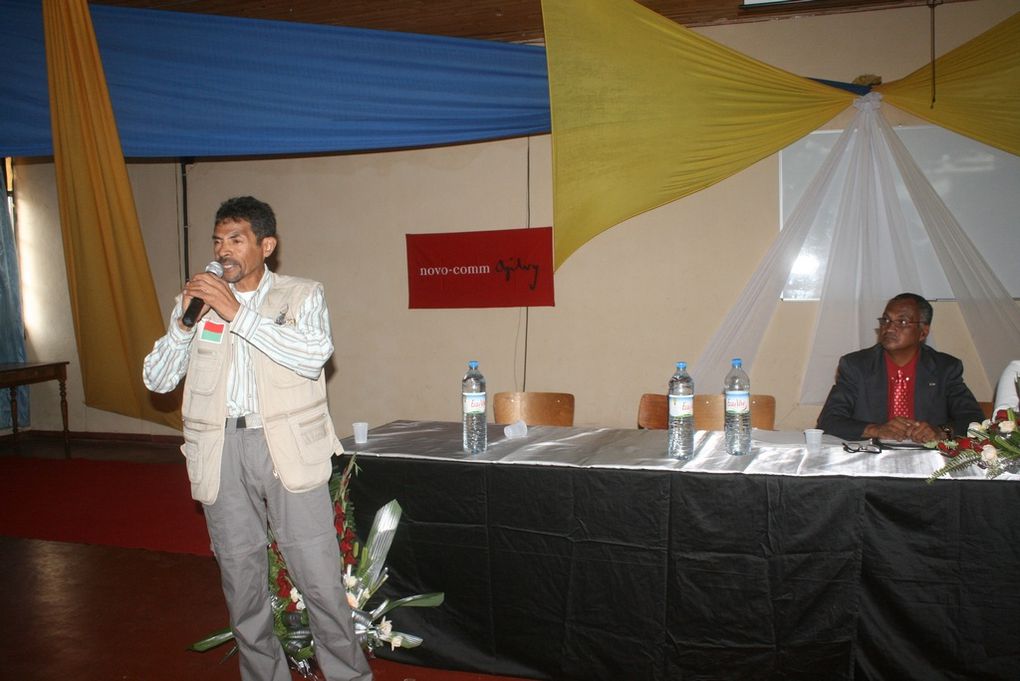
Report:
817,292,984,442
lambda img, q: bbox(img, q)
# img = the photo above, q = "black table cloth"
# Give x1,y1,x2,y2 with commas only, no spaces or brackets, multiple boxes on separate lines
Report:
341,421,1020,681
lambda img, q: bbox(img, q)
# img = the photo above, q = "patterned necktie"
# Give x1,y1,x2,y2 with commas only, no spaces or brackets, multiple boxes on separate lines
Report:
891,369,910,418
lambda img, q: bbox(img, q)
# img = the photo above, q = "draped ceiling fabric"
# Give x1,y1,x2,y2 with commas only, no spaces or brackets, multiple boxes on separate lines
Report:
877,11,1020,157
690,12,1020,398
707,92,1020,404
541,0,855,269
882,105,1020,399
0,0,549,430
700,92,1020,401
43,0,180,428
543,0,1020,393
2,0,550,158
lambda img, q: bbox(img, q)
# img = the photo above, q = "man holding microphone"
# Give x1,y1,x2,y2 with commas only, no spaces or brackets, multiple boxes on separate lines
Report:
143,196,371,681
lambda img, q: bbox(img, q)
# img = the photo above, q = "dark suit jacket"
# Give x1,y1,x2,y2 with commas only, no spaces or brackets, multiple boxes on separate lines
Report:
817,344,985,441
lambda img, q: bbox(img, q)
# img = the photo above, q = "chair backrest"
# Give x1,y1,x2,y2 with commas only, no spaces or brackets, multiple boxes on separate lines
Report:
493,392,575,427
693,394,776,431
640,393,776,430
637,393,669,429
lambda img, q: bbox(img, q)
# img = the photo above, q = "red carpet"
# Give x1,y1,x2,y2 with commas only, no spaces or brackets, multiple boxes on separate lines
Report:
0,454,535,681
0,456,212,556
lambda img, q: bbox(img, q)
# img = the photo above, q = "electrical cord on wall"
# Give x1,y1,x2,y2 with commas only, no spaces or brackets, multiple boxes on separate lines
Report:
522,137,531,391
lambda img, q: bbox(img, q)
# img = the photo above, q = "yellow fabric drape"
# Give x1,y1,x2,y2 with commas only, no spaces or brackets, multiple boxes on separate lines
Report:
43,0,181,429
877,12,1020,157
542,0,854,269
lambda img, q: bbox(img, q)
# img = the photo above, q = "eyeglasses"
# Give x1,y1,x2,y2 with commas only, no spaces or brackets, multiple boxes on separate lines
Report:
877,317,924,328
843,439,883,453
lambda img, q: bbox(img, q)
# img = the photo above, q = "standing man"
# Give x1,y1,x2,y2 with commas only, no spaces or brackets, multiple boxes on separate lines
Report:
144,196,371,681
817,292,984,442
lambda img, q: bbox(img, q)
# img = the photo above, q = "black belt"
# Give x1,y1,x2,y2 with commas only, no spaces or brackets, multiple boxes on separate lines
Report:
226,414,262,429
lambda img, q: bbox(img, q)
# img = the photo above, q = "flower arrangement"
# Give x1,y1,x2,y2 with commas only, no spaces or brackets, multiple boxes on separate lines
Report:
926,408,1020,481
190,455,444,677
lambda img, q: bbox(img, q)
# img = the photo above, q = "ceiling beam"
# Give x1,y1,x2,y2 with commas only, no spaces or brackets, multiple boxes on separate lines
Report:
88,0,968,44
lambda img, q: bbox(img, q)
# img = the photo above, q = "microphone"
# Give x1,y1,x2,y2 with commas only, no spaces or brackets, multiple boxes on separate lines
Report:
181,261,225,328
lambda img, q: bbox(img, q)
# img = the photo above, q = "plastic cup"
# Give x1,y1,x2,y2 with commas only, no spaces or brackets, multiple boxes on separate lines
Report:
504,419,528,439
804,428,823,453
353,422,369,444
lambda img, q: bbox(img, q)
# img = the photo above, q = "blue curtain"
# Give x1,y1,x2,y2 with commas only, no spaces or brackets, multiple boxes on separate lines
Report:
0,164,29,429
0,0,871,160
0,0,550,158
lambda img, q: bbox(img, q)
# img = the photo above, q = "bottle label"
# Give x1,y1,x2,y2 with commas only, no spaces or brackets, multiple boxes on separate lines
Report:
668,394,693,418
463,392,486,415
725,390,750,414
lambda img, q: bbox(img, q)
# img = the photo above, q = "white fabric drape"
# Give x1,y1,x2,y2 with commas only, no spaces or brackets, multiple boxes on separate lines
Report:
883,112,1020,392
693,92,1020,404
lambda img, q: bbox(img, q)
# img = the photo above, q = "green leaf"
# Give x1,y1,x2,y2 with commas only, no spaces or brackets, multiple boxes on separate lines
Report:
188,627,235,652
374,591,445,619
369,598,391,621
356,500,401,589
992,434,1020,457
927,451,982,483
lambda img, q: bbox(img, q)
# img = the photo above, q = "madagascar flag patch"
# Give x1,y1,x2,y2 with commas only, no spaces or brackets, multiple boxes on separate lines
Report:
200,320,225,344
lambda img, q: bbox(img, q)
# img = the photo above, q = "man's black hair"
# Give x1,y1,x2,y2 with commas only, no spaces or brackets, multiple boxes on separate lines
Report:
215,196,276,242
889,292,933,325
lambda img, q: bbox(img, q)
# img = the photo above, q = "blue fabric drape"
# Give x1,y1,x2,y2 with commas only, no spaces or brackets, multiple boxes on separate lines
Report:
0,164,29,429
0,0,876,160
0,0,551,158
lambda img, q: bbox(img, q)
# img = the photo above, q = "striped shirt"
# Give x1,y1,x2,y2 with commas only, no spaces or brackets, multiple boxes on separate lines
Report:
142,267,334,417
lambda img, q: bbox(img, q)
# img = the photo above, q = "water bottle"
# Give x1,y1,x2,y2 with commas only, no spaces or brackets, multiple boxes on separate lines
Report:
667,361,694,459
724,358,752,456
462,360,487,454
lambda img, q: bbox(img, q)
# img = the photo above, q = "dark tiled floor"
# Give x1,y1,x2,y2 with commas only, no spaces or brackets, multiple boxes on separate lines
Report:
1,535,238,681
0,435,534,681
0,536,533,681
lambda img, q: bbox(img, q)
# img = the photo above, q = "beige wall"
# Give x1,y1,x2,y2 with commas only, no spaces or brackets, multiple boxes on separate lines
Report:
11,0,1017,437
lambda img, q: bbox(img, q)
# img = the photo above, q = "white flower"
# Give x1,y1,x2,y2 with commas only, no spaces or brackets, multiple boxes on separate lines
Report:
343,573,358,590
980,444,998,463
999,420,1015,434
290,588,306,610
390,635,404,650
378,617,393,637
972,421,988,433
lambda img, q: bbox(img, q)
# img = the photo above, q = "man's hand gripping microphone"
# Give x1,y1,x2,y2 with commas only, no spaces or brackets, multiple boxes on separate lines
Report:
181,261,225,328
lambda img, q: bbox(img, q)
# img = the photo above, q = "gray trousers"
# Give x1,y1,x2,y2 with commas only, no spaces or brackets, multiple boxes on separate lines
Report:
204,425,372,681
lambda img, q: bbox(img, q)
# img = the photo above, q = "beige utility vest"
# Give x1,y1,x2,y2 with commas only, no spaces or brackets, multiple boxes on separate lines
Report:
180,274,341,504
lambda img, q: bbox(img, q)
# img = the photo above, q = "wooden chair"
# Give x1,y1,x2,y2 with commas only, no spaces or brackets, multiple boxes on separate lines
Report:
637,393,777,431
637,393,669,429
493,392,575,427
978,401,994,419
694,394,776,431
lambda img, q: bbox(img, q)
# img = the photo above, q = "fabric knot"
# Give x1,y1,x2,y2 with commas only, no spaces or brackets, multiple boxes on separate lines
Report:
853,91,883,112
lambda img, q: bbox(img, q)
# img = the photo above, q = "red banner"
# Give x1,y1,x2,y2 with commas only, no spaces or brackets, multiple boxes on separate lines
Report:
406,227,555,308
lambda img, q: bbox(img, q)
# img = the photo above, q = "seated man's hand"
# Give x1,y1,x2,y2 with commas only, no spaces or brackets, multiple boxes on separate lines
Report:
863,418,940,443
